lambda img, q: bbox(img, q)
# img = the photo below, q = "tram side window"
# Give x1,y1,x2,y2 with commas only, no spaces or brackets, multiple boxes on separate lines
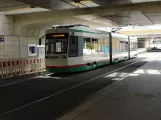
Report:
92,38,99,54
103,39,109,55
119,42,122,52
130,43,133,51
125,42,128,52
98,39,104,53
134,43,137,51
92,38,98,51
84,38,104,55
119,41,122,52
133,43,135,51
136,43,138,50
84,38,91,49
84,38,91,55
68,36,78,57
136,43,138,51
130,42,136,51
123,42,125,52
113,39,123,53
120,41,126,52
115,39,120,53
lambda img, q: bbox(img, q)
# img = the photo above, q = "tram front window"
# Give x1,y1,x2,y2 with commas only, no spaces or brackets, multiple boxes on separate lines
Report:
56,42,62,52
46,39,68,54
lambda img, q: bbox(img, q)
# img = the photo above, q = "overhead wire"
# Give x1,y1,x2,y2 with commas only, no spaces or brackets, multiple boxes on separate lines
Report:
58,0,128,32
59,0,127,26
77,1,128,26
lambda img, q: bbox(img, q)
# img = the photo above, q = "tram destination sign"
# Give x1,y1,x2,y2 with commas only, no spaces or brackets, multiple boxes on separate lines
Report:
0,38,4,42
46,33,68,39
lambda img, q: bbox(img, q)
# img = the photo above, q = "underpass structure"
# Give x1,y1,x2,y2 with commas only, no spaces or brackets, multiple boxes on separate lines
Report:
0,1,161,59
0,0,161,120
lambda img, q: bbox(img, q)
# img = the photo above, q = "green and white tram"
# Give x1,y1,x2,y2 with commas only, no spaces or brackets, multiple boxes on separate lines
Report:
44,25,137,73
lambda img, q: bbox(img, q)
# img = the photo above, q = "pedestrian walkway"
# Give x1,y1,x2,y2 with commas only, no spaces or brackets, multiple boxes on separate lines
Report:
58,54,161,120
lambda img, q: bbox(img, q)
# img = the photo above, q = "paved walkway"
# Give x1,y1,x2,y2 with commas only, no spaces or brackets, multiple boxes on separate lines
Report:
58,54,161,120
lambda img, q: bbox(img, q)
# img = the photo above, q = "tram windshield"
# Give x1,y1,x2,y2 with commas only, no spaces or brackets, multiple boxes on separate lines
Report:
45,39,68,54
45,33,68,54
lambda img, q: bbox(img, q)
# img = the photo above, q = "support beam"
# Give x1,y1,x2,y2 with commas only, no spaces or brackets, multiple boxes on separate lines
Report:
94,1,161,14
142,12,154,25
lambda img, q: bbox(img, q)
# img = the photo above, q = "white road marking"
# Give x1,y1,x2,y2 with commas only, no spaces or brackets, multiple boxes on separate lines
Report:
0,77,34,88
0,52,154,88
0,53,159,117
0,74,52,88
55,53,161,120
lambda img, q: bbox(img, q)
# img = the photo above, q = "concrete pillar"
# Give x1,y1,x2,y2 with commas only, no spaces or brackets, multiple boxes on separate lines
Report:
0,13,17,59
0,13,40,59
0,13,13,35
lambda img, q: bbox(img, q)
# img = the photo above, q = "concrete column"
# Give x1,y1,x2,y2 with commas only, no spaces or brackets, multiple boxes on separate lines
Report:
0,13,16,59
0,13,13,35
0,13,40,59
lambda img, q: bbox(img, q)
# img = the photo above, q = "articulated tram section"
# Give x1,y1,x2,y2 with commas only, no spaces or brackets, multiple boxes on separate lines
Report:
0,24,138,77
43,25,137,73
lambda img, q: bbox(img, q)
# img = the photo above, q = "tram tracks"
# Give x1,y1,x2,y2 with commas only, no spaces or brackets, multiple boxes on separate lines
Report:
0,52,159,120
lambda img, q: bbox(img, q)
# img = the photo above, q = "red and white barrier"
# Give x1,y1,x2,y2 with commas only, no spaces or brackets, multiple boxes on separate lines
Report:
0,58,46,79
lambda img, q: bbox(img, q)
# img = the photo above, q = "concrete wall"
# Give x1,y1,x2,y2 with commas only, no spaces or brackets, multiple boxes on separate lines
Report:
0,14,13,35
0,35,39,59
0,14,40,59
137,38,149,48
0,10,119,59
0,36,19,58
20,36,39,58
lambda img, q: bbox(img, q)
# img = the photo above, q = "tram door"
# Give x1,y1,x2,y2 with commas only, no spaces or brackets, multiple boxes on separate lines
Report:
68,36,78,57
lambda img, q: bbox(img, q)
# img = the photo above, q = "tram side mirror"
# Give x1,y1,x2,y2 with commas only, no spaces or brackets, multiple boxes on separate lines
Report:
39,38,41,45
39,35,46,45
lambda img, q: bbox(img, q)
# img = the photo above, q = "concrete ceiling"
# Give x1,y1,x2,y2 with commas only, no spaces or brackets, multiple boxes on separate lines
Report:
2,0,161,38
10,0,161,27
92,0,161,5
0,0,30,11
16,0,161,9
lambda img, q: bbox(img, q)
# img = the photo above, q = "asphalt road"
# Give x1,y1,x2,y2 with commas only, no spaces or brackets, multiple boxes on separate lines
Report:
0,52,156,120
